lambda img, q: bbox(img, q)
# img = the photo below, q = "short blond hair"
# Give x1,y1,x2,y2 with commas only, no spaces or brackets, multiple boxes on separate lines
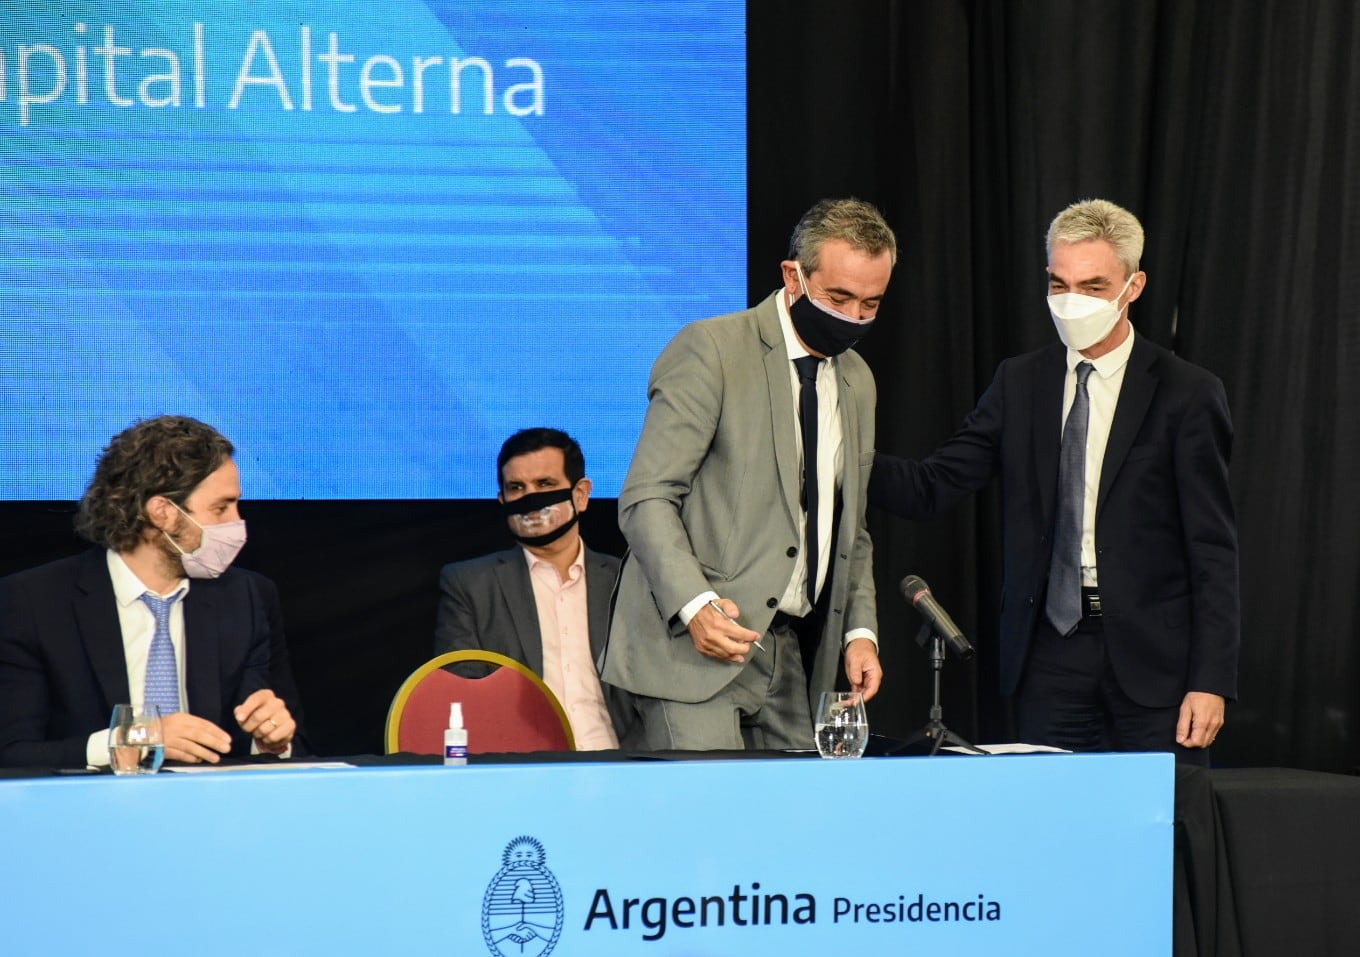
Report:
1046,198,1144,276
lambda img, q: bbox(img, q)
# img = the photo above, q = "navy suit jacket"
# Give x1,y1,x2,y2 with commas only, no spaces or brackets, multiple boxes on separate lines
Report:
0,548,306,768
433,544,636,743
870,336,1239,707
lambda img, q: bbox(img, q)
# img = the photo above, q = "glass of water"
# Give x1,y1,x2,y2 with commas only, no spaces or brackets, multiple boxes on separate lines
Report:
814,691,868,759
108,704,165,775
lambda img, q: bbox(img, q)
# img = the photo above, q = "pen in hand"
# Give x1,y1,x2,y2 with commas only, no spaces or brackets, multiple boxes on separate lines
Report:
708,599,766,652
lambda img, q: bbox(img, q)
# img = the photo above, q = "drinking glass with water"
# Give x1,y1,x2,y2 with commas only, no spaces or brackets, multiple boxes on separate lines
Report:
108,704,165,774
814,691,868,758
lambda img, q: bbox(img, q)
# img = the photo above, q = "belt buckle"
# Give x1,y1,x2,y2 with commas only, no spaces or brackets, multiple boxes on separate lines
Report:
1085,593,1102,618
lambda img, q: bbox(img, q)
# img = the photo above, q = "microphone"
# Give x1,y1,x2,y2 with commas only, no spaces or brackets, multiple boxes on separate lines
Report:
899,575,975,659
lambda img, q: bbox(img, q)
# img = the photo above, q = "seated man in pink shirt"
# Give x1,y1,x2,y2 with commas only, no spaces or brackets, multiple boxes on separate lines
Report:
434,428,635,750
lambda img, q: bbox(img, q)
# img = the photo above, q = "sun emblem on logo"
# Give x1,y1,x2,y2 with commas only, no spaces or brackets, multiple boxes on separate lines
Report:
482,836,564,956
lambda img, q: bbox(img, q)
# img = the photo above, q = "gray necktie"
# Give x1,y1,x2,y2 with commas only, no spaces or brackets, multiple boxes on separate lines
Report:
1046,361,1094,636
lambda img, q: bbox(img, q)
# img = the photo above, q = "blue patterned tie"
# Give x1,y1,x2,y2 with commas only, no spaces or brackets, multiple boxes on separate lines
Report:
141,590,185,714
1046,362,1094,637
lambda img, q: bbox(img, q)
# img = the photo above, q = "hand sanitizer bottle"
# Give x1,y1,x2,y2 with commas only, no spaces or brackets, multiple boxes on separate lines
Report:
444,702,468,766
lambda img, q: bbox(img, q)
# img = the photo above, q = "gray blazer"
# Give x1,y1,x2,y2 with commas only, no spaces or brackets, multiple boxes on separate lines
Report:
434,545,635,743
602,291,878,711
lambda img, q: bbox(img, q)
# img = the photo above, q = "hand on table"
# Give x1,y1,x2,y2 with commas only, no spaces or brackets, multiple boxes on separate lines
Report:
161,712,233,764
235,689,295,755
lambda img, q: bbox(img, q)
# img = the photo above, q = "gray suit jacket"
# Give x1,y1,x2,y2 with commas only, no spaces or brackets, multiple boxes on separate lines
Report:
433,544,635,743
602,291,878,710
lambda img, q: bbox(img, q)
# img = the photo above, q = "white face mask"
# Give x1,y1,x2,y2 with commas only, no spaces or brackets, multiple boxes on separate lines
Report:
164,502,247,579
1047,272,1137,351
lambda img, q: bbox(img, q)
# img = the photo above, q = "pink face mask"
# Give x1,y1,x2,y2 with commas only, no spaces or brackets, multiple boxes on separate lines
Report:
164,503,247,579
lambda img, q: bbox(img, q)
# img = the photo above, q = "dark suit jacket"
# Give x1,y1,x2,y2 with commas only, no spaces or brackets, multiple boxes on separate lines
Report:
433,544,635,743
870,336,1239,708
0,548,307,768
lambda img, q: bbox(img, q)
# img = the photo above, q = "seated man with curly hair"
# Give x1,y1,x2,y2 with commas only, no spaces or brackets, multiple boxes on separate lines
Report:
0,415,305,768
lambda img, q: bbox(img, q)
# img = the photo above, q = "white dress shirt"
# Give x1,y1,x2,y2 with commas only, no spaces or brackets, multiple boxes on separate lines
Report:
1061,328,1137,587
773,287,843,616
85,551,191,766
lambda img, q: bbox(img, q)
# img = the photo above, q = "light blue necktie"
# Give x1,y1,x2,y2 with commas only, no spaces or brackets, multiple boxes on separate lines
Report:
1045,361,1094,637
140,590,185,714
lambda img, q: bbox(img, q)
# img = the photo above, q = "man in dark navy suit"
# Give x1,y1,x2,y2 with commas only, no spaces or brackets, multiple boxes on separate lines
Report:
0,415,304,768
871,199,1239,763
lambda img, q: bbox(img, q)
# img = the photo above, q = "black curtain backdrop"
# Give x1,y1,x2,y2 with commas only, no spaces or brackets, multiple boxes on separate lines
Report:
748,0,1360,771
4,1,1357,770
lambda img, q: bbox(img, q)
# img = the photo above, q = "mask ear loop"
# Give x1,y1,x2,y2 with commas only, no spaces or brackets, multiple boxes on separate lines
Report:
157,499,200,559
170,499,205,532
1114,272,1137,315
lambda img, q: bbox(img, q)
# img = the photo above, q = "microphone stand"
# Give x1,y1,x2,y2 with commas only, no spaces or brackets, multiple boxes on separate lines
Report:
895,622,987,756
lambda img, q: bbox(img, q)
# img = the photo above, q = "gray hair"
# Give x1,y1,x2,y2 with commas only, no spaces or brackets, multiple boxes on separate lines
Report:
788,198,897,273
1046,198,1144,276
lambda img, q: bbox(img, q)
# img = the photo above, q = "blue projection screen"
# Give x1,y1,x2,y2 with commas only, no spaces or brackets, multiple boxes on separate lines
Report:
0,1,747,499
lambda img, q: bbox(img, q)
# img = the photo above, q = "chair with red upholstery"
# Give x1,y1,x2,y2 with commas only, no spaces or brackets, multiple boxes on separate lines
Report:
384,650,575,755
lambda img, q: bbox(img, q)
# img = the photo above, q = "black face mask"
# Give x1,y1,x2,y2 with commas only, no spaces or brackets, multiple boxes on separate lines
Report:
501,486,579,547
788,263,876,357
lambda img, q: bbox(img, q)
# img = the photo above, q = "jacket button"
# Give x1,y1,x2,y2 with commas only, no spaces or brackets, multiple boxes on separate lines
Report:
766,597,778,608
786,546,797,557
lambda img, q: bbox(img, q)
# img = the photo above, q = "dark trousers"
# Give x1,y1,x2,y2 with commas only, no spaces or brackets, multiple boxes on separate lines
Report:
1015,616,1209,766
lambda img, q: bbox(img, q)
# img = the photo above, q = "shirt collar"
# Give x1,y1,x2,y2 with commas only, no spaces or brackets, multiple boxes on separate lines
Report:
520,537,586,575
105,549,189,606
1068,324,1136,380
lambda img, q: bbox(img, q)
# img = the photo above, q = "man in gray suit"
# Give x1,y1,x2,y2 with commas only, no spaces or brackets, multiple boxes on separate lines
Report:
434,428,631,750
603,199,896,750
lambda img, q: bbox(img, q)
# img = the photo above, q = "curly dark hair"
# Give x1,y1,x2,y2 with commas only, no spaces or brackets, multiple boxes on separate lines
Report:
75,416,235,552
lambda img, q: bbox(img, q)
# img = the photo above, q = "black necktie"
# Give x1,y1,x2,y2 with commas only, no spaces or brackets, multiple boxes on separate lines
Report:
1046,361,1094,636
794,355,823,607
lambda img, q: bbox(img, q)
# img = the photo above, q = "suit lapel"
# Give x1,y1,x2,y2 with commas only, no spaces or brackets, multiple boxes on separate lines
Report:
1098,337,1158,517
183,581,224,726
493,549,544,675
73,550,130,712
758,296,801,528
837,359,859,504
1034,346,1068,524
584,548,611,663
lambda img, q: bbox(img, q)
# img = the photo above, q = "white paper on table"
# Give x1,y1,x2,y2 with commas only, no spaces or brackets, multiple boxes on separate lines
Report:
942,743,1072,755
